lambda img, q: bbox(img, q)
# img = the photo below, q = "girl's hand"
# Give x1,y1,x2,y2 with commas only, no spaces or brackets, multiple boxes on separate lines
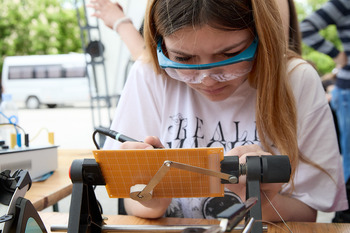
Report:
334,51,347,69
120,136,169,218
119,136,165,149
87,0,126,29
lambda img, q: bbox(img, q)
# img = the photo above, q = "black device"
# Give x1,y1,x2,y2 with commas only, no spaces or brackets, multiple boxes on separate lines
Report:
66,127,291,233
0,169,47,233
64,153,290,233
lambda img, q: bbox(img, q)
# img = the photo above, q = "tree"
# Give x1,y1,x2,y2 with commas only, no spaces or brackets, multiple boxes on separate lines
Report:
0,0,83,77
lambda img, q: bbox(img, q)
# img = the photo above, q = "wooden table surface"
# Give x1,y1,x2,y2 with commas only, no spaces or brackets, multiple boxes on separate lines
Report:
39,212,350,233
25,149,94,211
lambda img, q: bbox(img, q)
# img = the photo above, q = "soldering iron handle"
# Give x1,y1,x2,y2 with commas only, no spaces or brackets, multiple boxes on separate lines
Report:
95,127,118,139
95,127,139,143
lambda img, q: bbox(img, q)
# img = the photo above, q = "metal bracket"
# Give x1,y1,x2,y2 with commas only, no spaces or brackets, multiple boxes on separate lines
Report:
130,160,239,201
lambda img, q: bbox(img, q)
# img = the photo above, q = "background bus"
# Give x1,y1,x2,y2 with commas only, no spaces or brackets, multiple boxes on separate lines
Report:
1,53,93,109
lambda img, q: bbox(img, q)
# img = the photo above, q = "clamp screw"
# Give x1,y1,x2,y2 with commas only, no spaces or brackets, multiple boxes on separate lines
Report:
228,176,238,183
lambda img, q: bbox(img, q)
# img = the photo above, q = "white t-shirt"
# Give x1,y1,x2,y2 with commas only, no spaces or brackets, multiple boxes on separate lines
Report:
104,58,348,218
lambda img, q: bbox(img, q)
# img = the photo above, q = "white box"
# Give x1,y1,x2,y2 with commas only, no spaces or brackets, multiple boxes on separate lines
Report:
0,145,58,179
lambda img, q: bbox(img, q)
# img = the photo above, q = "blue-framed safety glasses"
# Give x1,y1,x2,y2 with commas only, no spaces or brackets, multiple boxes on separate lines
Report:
157,37,259,70
156,37,258,84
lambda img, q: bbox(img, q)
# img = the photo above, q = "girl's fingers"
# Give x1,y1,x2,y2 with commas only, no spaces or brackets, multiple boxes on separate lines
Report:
144,136,164,149
119,136,164,150
119,141,154,150
225,144,271,163
225,144,267,156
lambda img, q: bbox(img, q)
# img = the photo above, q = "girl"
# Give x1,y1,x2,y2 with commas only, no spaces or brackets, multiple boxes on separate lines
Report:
104,0,347,222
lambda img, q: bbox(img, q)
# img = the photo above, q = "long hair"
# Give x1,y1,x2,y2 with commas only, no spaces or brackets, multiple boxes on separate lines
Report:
143,0,299,186
288,0,302,55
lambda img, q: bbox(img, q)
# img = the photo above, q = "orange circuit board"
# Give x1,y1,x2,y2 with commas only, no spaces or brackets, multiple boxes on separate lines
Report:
93,148,225,199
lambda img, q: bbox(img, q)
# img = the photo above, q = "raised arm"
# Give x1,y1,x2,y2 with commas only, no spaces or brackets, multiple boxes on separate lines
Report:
87,0,145,60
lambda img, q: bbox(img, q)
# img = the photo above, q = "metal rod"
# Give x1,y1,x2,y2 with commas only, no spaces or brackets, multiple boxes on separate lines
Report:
51,224,268,232
169,161,234,181
137,161,171,199
133,160,236,201
242,217,255,233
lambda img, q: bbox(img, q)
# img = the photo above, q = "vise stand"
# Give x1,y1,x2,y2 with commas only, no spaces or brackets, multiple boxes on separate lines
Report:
67,159,106,233
67,155,290,233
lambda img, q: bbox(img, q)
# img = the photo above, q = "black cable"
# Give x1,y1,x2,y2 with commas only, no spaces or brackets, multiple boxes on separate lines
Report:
92,130,100,150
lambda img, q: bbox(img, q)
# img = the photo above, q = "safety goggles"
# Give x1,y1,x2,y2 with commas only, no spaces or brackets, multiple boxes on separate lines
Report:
157,37,258,84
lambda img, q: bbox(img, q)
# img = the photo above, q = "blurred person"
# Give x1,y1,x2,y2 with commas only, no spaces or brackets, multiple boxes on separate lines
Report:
301,0,350,223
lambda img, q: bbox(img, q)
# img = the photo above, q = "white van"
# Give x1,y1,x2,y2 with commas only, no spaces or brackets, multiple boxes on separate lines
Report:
1,53,92,109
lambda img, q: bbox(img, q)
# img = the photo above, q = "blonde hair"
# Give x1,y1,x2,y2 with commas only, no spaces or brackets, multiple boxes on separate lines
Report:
142,0,311,188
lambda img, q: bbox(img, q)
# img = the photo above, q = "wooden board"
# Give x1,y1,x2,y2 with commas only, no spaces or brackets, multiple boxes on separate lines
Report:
93,148,224,198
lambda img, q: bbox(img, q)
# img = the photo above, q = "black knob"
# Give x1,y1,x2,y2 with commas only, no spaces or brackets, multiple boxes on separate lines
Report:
260,155,291,183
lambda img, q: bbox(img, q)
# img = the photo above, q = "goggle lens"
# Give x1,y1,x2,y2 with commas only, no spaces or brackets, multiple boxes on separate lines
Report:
164,61,253,84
